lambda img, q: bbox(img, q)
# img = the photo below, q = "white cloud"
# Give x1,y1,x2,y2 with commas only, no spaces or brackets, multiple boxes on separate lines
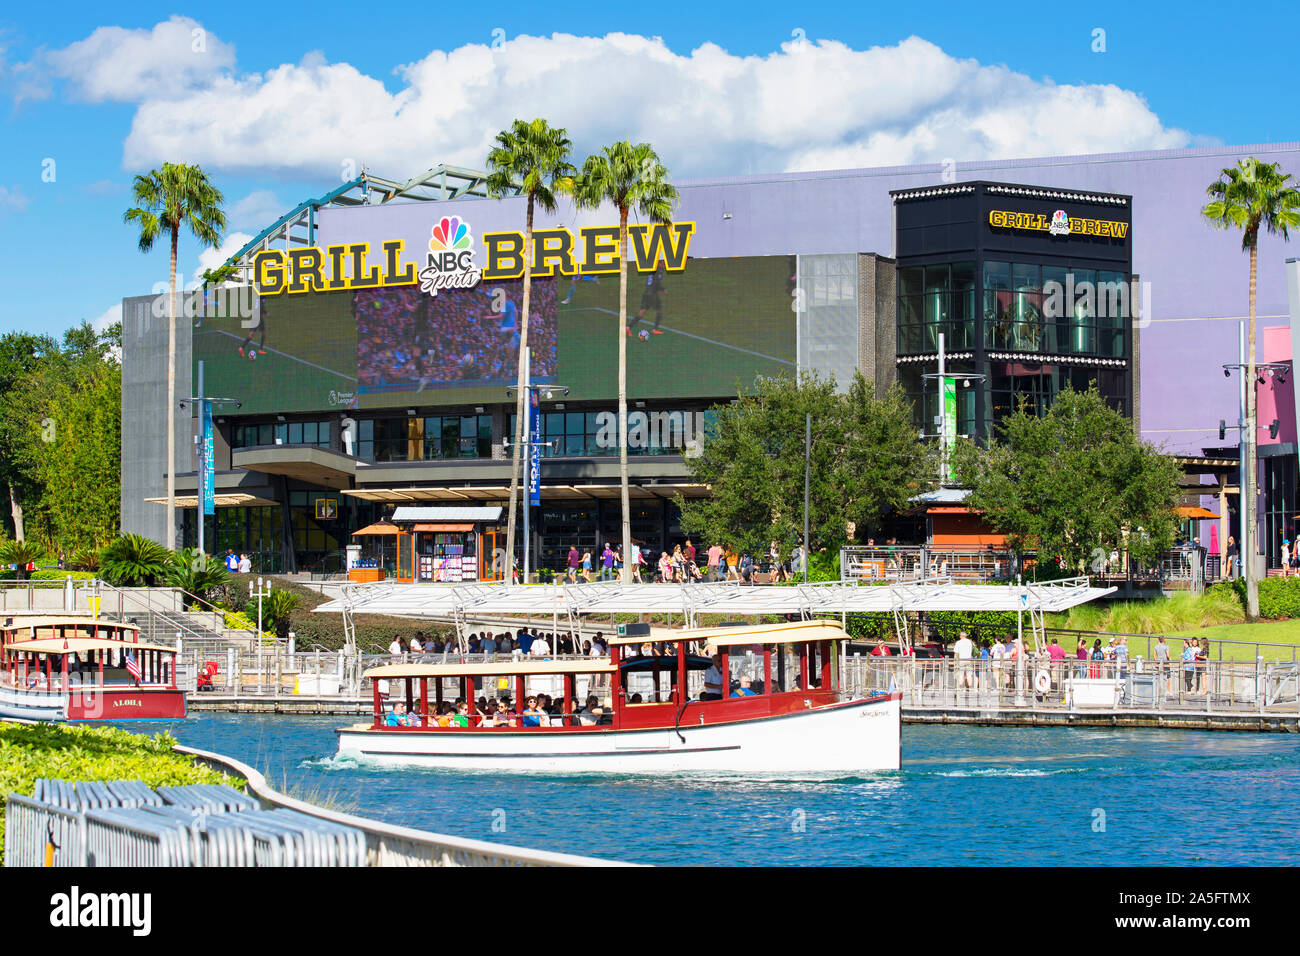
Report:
40,23,1189,178
193,231,254,286
0,185,30,213
89,302,120,333
46,15,235,103
229,190,284,230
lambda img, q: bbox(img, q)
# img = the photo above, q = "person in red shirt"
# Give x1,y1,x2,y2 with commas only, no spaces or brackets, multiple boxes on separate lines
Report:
870,638,892,657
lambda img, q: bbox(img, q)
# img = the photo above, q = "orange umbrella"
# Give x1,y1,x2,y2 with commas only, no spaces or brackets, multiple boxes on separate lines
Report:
1174,506,1220,520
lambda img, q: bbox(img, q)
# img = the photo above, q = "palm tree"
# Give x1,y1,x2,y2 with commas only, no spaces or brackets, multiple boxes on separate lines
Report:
99,533,172,587
166,547,230,606
0,539,47,580
485,120,575,582
574,143,678,583
1203,159,1300,619
124,164,226,551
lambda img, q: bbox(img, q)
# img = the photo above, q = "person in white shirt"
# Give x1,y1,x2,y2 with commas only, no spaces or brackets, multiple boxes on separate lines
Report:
702,654,725,700
409,635,423,653
530,635,551,656
388,637,403,657
238,554,252,574
954,631,975,689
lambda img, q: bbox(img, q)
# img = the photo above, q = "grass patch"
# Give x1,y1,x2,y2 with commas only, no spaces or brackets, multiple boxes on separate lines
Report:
0,722,238,865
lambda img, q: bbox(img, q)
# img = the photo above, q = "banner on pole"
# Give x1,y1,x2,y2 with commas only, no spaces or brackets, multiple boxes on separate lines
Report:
941,376,958,481
201,402,215,516
528,390,542,506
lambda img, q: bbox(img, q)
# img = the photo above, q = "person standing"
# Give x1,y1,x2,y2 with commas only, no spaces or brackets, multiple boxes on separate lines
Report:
225,549,238,572
706,542,723,581
601,543,615,581
1282,536,1291,578
567,545,580,584
953,630,975,691
683,539,696,568
238,553,251,574
1154,635,1171,694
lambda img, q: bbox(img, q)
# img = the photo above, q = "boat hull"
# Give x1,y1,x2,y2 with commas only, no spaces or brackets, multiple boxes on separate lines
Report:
336,694,900,773
0,686,186,722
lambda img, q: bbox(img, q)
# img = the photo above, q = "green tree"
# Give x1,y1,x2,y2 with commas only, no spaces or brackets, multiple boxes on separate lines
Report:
574,142,678,582
951,386,1182,574
485,119,576,578
166,548,229,605
99,533,172,587
0,331,59,540
1203,158,1300,618
0,539,48,580
677,372,934,559
124,163,226,550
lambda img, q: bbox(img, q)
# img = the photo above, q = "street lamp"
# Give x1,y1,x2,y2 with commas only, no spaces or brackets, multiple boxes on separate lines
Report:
250,576,270,639
505,349,569,586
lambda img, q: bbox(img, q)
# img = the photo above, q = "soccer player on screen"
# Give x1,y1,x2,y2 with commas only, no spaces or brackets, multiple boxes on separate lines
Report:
237,298,269,359
561,274,600,306
627,269,666,337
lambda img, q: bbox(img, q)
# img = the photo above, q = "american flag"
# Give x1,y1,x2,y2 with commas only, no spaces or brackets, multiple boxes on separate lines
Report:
124,651,142,685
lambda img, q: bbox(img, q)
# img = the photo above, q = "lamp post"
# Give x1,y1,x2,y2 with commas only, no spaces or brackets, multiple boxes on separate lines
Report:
180,360,240,558
1222,343,1289,607
250,576,271,639
505,347,568,585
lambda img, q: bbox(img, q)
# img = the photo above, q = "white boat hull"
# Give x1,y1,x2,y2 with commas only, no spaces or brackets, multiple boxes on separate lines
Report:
336,695,900,774
0,684,66,722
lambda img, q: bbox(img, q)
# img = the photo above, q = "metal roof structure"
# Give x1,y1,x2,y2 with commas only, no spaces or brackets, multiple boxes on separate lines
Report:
317,577,1115,652
216,165,517,284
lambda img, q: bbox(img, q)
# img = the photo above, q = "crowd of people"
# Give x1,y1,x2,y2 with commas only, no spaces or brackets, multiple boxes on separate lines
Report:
223,550,253,574
355,281,558,391
385,692,610,728
558,539,807,584
386,629,609,658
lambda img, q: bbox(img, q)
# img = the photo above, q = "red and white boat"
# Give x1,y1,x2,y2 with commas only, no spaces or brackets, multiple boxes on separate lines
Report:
0,616,186,721
336,620,900,773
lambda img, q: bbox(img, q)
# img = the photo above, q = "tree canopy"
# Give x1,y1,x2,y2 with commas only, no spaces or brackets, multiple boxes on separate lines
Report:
951,386,1182,572
676,372,935,557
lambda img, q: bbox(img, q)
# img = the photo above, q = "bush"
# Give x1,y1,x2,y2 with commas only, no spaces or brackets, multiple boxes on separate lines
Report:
0,722,237,865
927,610,1021,643
1257,577,1300,620
30,569,96,581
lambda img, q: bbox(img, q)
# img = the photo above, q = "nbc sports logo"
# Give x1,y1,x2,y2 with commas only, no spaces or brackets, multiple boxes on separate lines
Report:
420,216,482,296
1048,209,1071,236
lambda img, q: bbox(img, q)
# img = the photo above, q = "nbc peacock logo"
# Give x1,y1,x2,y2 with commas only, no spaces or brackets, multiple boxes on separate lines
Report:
1048,209,1071,237
420,216,481,296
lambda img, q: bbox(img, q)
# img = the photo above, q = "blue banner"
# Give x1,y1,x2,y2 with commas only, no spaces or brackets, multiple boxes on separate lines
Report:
201,402,215,516
529,390,541,506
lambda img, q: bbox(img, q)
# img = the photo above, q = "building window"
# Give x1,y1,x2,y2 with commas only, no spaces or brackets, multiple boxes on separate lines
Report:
983,261,1129,357
897,261,975,354
232,420,331,450
358,414,492,463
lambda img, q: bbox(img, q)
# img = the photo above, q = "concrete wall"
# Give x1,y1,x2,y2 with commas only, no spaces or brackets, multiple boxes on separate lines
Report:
120,294,192,547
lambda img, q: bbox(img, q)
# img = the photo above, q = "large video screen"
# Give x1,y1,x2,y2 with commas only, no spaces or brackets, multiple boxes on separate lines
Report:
193,255,796,415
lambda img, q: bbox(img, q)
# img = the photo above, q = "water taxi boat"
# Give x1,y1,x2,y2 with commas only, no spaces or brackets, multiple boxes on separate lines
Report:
0,616,186,721
336,620,900,773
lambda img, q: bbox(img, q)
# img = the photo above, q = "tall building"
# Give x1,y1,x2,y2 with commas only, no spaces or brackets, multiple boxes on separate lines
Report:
119,143,1300,576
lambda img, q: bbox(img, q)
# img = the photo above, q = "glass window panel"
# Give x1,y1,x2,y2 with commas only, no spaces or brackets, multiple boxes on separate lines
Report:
360,419,373,440
898,266,923,297
924,264,950,294
258,424,273,445
460,416,475,440
318,421,330,445
983,260,1010,291
566,412,585,434
302,421,317,444
545,412,563,436
287,422,302,444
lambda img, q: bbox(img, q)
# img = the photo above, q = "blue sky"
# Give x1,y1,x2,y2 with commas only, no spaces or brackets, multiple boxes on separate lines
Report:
0,0,1294,339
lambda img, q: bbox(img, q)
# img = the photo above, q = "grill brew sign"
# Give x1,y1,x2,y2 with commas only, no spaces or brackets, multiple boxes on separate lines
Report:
252,218,695,297
988,209,1129,239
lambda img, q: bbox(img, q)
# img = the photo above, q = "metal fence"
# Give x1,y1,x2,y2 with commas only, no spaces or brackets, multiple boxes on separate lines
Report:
841,656,1300,716
842,546,1025,583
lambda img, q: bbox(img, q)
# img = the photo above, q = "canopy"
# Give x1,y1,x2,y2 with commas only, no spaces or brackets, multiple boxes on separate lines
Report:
6,637,177,656
412,523,474,532
363,660,617,680
2,617,139,632
353,522,399,537
1174,506,1220,519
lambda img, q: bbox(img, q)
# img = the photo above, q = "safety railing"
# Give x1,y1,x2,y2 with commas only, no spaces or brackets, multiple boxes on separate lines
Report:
4,794,85,866
840,656,1299,715
841,546,1029,584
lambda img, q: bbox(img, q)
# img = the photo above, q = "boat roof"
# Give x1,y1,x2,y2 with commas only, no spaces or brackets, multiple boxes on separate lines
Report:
608,620,848,648
2,617,139,633
364,660,618,680
6,637,178,656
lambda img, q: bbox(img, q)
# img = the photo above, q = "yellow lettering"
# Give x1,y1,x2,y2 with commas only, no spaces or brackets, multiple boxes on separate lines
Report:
253,250,286,296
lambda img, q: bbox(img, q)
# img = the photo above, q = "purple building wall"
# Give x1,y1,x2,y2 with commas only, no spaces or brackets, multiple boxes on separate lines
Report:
318,142,1300,454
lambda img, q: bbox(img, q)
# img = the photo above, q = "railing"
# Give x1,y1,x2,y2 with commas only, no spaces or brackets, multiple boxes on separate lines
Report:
840,656,1299,716
841,546,1027,584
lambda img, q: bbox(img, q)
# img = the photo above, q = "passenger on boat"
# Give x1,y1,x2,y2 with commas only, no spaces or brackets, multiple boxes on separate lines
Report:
481,633,497,654
467,634,482,654
386,702,410,727
522,696,545,727
516,629,535,654
731,676,757,697
530,633,551,656
409,634,423,653
452,702,471,727
701,654,724,701
629,692,644,704
434,701,455,726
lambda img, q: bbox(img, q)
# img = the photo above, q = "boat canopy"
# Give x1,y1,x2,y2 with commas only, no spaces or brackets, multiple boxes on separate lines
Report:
608,620,848,649
363,660,618,680
2,617,140,634
6,637,178,656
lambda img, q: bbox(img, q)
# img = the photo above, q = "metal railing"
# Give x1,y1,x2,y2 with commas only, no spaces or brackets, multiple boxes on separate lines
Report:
840,656,1299,716
841,546,1028,584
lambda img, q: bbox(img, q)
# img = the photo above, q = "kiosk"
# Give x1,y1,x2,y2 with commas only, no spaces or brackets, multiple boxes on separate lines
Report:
390,506,504,584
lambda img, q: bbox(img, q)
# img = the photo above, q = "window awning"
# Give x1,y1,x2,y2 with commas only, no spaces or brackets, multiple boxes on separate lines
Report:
412,523,475,532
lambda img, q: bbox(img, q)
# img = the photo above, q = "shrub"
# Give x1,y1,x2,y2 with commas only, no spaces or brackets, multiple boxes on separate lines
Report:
165,548,230,605
30,569,96,581
1257,577,1300,620
0,722,237,865
99,533,171,587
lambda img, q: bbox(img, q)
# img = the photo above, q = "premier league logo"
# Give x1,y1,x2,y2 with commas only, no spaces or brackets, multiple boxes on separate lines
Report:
1048,209,1071,236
